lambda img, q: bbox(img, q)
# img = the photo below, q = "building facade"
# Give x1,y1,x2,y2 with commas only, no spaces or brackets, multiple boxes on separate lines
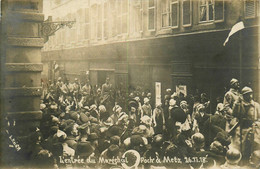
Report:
42,0,260,111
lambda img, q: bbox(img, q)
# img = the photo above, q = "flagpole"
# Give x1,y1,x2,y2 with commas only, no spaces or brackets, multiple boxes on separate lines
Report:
239,30,242,153
239,31,242,86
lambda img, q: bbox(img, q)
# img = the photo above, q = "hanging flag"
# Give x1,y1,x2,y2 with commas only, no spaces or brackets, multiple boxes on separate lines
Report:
54,63,59,71
223,21,245,46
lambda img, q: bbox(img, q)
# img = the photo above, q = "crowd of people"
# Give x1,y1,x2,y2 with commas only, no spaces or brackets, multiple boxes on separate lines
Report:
6,77,260,168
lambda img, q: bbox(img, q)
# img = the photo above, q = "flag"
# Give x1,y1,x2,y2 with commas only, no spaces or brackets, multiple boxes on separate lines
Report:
54,63,59,71
223,21,245,46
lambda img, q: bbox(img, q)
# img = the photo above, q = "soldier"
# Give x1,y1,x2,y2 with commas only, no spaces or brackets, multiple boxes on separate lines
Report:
224,78,240,124
232,86,260,163
81,78,92,96
72,78,80,99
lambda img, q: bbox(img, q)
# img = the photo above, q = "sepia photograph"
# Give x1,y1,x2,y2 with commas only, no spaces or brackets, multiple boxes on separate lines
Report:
0,0,260,168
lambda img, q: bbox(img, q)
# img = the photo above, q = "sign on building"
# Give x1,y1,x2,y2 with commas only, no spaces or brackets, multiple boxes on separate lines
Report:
176,85,187,97
155,82,161,105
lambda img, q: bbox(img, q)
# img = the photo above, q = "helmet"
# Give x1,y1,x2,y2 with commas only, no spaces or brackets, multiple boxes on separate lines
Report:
241,86,253,95
226,148,241,164
192,133,205,146
144,97,149,104
230,78,239,86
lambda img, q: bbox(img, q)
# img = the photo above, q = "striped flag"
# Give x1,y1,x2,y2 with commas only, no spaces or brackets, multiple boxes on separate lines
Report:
223,21,245,46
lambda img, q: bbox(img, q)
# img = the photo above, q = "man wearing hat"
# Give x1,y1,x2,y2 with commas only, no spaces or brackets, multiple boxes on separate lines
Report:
232,86,260,163
223,78,241,116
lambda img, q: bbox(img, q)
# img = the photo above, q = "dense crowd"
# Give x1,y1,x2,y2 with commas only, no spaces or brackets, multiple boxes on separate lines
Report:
6,77,260,169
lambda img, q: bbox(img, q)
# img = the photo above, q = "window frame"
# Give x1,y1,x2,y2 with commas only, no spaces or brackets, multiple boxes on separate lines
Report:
97,4,102,40
198,0,224,23
103,1,108,39
90,4,98,40
161,0,171,29
121,0,129,34
148,0,156,31
84,7,90,40
170,0,179,29
182,0,192,27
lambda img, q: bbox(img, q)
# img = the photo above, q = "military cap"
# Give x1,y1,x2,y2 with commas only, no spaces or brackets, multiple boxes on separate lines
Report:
241,86,253,95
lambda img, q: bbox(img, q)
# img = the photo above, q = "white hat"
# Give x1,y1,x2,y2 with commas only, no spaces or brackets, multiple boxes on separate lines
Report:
144,97,149,103
169,99,176,106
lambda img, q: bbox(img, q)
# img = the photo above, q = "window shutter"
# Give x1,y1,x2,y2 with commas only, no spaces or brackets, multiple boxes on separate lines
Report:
245,0,255,18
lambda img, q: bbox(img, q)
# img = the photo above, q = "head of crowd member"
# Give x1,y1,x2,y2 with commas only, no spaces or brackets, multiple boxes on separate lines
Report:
191,133,205,151
169,99,176,107
175,122,183,136
143,97,150,105
105,77,110,84
134,96,140,103
88,133,99,148
166,88,172,95
209,141,224,154
74,78,79,84
110,135,120,146
118,112,129,127
249,150,260,168
225,148,242,166
147,93,152,100
65,123,79,137
200,93,208,104
140,115,152,127
130,106,136,114
215,103,225,115
241,86,253,102
230,78,240,90
197,104,205,115
57,77,62,82
75,141,94,159
129,93,135,99
152,134,164,148
97,88,101,95
113,105,122,115
180,100,188,110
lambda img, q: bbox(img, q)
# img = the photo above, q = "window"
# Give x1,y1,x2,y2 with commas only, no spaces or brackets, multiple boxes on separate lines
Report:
110,0,117,37
183,0,192,26
70,14,77,42
117,0,122,34
140,1,143,32
103,2,108,38
244,0,259,18
84,7,90,39
132,0,143,33
77,9,84,41
170,0,179,27
90,4,97,40
116,0,128,35
122,0,128,34
161,0,170,28
148,0,155,30
199,0,224,23
97,4,102,39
